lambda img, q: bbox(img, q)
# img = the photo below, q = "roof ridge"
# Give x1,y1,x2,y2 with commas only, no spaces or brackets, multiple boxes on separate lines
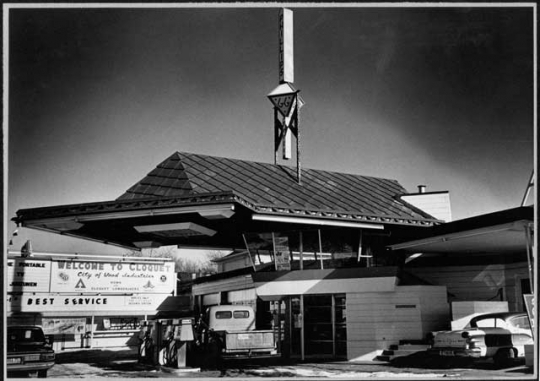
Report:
174,151,404,184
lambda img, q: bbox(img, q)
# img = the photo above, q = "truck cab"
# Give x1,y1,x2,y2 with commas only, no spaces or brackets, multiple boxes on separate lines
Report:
206,305,256,332
200,305,276,358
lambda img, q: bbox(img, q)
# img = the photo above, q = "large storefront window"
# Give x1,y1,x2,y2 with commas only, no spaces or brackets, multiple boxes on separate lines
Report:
243,228,398,270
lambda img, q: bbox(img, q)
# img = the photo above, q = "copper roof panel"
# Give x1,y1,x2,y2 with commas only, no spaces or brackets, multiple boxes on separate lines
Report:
114,151,437,223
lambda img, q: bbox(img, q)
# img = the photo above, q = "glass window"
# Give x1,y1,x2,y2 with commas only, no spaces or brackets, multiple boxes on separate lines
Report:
8,327,45,343
510,316,531,329
474,318,495,328
233,310,250,319
475,318,507,328
215,311,232,319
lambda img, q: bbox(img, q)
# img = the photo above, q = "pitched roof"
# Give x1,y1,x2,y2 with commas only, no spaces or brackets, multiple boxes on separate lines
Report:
117,152,437,225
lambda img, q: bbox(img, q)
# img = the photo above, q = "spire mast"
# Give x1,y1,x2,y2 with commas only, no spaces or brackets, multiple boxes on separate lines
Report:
268,8,305,184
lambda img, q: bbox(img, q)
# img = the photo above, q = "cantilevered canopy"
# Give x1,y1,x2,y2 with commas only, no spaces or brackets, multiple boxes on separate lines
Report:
14,152,439,250
388,206,534,255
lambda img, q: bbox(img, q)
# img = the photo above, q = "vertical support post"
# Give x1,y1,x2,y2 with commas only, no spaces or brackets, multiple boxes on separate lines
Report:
274,107,279,165
521,170,534,206
300,294,305,361
525,223,534,292
272,232,277,270
299,231,304,270
357,230,363,263
277,301,282,355
331,295,336,357
243,234,258,271
288,297,292,357
318,229,324,270
296,94,301,184
90,315,95,349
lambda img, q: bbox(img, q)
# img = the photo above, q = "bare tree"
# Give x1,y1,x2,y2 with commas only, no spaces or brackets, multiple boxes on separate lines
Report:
124,247,227,274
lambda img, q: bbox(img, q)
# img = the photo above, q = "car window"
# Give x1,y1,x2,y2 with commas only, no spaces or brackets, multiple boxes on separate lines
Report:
474,318,495,328
509,316,531,329
474,318,508,328
8,328,45,343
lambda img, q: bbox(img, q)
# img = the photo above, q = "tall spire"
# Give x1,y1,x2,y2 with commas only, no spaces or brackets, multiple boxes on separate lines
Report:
268,8,305,184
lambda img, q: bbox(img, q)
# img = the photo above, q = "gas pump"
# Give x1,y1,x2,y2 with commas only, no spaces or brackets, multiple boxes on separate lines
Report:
138,318,196,368
156,318,196,369
138,321,157,364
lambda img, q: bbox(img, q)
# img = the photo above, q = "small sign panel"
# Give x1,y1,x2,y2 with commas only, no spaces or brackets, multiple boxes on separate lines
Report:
268,82,298,117
273,233,291,271
279,8,294,83
269,93,295,117
7,258,51,293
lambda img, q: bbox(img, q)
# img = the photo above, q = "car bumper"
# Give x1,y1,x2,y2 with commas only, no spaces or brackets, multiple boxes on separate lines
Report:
7,361,55,372
428,348,482,358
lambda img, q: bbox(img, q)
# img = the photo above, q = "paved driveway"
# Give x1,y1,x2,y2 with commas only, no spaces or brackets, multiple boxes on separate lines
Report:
35,348,535,379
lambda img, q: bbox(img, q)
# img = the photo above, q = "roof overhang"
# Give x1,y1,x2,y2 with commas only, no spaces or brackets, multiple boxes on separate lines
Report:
389,220,532,254
388,207,534,255
14,190,439,251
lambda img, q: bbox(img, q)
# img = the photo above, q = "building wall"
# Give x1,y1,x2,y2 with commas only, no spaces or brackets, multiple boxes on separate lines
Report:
401,192,452,221
346,286,449,361
192,274,254,296
407,262,529,312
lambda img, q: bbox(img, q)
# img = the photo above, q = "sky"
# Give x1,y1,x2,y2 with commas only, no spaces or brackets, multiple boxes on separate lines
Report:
5,4,535,256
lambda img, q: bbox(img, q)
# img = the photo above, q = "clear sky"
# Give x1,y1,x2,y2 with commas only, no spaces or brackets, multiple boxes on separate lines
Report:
5,4,535,255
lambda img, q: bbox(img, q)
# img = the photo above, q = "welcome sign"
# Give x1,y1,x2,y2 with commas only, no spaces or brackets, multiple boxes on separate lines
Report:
50,260,175,294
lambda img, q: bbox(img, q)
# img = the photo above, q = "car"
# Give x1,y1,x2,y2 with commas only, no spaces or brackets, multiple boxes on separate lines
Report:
428,312,533,368
7,325,55,378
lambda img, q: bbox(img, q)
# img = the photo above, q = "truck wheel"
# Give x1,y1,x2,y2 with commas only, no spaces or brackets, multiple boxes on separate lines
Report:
494,348,515,369
37,369,48,378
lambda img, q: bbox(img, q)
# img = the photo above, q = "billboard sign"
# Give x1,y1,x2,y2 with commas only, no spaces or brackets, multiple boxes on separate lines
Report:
50,260,175,294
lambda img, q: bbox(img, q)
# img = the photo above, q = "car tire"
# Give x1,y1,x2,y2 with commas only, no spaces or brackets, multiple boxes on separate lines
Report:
37,369,48,378
494,348,515,369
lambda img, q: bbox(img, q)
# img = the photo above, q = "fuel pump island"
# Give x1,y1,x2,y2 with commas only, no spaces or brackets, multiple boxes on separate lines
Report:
138,305,276,370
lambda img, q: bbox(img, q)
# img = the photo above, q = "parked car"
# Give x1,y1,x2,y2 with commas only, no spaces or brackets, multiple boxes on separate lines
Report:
7,325,55,377
428,312,533,367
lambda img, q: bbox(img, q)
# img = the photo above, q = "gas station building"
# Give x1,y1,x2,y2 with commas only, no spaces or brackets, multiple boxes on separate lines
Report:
12,151,533,361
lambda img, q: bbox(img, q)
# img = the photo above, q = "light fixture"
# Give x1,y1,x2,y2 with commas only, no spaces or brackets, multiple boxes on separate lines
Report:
252,214,384,229
135,222,217,238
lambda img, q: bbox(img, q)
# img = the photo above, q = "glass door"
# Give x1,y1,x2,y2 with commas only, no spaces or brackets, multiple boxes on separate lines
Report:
304,295,333,355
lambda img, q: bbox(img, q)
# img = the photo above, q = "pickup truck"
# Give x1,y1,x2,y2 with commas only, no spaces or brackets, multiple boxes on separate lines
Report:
7,325,55,378
428,312,533,368
196,305,276,359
